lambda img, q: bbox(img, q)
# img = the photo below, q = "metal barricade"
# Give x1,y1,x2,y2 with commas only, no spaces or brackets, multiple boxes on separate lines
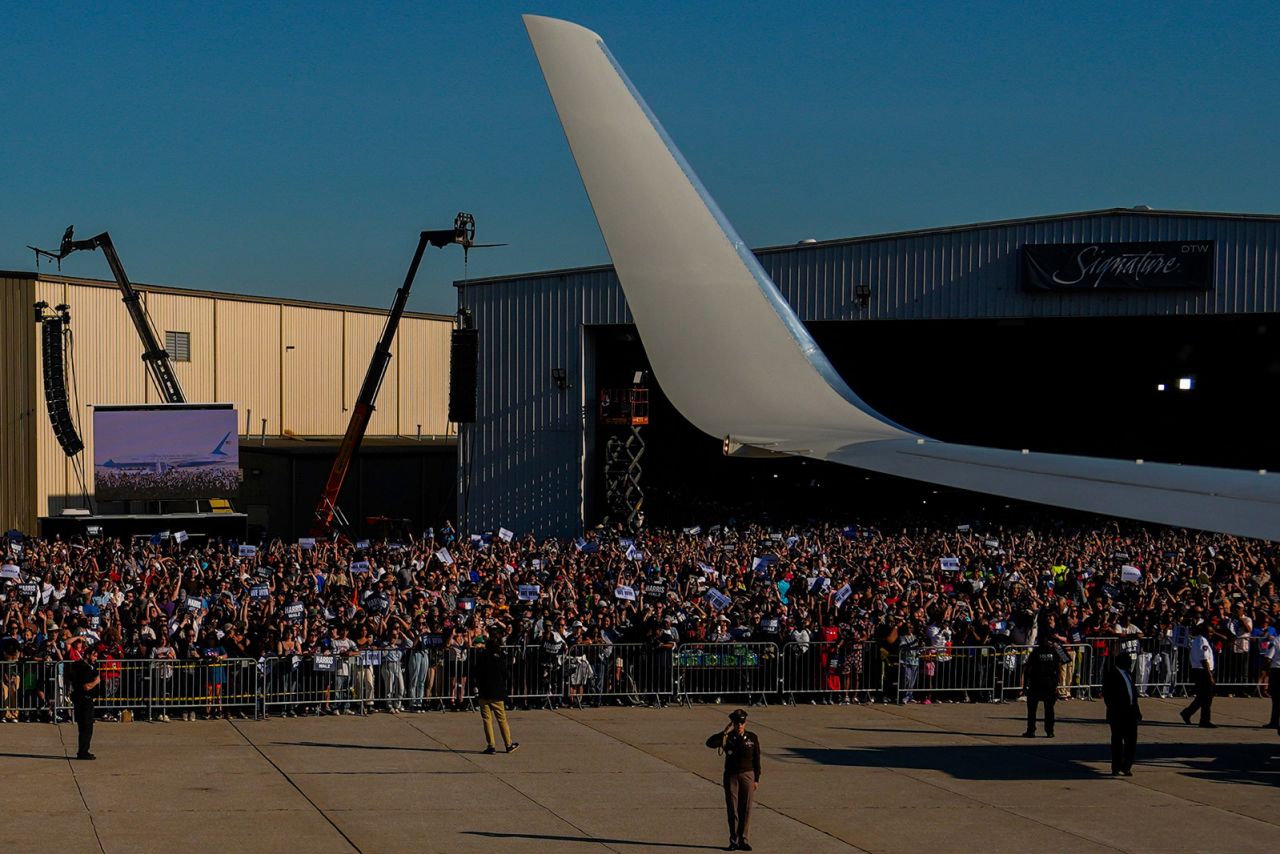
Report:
1,660,67,719
781,641,880,703
1214,635,1266,691
262,653,353,716
502,643,566,708
564,643,671,707
906,645,999,702
995,644,1092,701
135,657,257,718
674,642,777,705
1133,636,1183,698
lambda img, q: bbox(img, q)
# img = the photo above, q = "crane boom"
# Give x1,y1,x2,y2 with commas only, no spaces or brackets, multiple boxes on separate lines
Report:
29,228,186,404
311,215,477,535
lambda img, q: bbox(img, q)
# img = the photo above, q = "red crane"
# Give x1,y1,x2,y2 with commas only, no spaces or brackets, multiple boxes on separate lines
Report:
311,213,494,535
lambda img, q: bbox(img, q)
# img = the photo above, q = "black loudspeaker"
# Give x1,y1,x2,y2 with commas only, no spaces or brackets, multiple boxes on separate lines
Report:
41,319,84,456
448,328,478,423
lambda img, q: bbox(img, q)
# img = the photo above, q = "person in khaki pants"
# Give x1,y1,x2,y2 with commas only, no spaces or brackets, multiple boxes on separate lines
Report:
706,709,761,851
474,633,519,755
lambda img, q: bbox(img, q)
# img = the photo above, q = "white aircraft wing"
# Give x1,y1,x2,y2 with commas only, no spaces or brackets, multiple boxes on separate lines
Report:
523,15,1280,541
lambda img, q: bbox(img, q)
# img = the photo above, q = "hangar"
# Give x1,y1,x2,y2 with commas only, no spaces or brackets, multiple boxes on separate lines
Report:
0,269,456,538
455,207,1280,537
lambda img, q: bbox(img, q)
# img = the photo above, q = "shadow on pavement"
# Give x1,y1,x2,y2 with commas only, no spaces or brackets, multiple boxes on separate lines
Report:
464,831,724,849
782,742,1279,782
0,752,68,760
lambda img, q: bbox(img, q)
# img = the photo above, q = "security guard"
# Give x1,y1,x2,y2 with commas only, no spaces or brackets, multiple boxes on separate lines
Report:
1022,635,1060,738
1180,622,1216,727
70,642,102,760
706,708,761,851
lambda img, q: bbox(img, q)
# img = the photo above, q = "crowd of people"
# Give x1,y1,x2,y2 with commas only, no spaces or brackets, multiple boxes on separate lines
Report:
2,516,1278,723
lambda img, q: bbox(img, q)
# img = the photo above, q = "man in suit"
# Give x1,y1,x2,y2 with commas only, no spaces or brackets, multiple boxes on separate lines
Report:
1102,651,1141,776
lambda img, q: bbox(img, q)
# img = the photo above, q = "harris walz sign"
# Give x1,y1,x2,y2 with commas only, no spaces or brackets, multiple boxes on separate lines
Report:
1022,240,1214,291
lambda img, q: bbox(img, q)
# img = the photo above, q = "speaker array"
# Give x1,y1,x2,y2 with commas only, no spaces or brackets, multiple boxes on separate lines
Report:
41,318,84,456
448,328,478,423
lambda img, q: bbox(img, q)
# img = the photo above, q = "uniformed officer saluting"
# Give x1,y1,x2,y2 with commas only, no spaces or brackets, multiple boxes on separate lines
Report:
706,708,761,851
70,642,102,760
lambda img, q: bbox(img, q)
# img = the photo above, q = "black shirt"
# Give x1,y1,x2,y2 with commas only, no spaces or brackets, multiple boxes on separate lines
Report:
70,659,98,703
706,729,762,780
474,648,509,701
1024,646,1060,694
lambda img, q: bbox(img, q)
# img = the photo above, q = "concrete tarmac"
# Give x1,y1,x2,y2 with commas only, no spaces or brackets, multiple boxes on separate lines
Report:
1,697,1277,853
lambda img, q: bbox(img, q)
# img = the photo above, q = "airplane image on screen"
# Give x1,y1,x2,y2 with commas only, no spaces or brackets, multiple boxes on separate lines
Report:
98,431,235,474
523,15,1280,541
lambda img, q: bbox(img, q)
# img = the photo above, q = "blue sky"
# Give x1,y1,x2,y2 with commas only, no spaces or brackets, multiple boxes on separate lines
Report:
3,1,1277,315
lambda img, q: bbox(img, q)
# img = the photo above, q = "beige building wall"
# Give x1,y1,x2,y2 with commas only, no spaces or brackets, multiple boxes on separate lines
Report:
3,273,454,529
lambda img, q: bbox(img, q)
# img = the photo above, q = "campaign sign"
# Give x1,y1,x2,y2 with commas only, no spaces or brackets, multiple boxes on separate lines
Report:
518,584,541,601
355,539,370,550
705,588,732,611
833,583,853,607
249,584,270,600
0,564,20,580
312,655,336,672
457,597,475,611
435,548,454,566
1120,565,1142,584
498,527,515,543
254,565,273,579
356,650,381,666
614,585,637,601
626,545,643,562
238,545,258,558
697,562,716,575
939,557,961,572
186,596,204,612
174,530,189,544
298,538,316,550
644,583,666,601
682,526,701,536
19,582,39,598
284,602,305,621
350,560,371,574
760,617,780,634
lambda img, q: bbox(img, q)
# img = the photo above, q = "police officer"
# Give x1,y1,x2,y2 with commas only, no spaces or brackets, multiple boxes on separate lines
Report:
70,642,102,760
1022,635,1060,738
1181,622,1216,728
706,708,760,851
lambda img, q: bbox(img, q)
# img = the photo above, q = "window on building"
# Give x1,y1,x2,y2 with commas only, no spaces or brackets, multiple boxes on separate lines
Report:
165,331,191,362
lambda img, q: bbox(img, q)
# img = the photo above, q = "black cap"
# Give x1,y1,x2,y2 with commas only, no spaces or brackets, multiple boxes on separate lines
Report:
729,708,748,723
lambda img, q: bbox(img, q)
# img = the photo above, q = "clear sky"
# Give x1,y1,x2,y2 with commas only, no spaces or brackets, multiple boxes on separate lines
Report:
3,1,1277,316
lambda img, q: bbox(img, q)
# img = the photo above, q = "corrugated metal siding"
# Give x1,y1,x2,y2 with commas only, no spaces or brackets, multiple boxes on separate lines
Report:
397,316,455,438
142,291,216,402
281,305,345,436
0,277,36,531
460,211,1280,537
214,299,282,436
343,312,398,436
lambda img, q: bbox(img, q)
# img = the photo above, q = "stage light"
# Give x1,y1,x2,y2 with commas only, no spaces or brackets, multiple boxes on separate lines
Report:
1178,377,1194,391
1156,384,1166,391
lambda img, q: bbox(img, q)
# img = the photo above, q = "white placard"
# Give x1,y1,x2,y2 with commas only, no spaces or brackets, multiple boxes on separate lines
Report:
238,545,257,558
833,583,853,607
939,557,961,572
626,544,643,562
355,539,370,550
498,527,515,542
1120,565,1142,584
174,530,189,544
350,560,371,573
0,564,21,580
435,548,454,566
705,588,732,611
614,585,637,601
518,584,541,601
298,538,316,550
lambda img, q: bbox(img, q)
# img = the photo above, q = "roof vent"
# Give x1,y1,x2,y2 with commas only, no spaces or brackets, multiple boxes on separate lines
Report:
797,238,818,244
1131,204,1152,211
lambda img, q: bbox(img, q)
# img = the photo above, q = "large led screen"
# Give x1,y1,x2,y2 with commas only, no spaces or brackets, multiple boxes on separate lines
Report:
93,404,242,500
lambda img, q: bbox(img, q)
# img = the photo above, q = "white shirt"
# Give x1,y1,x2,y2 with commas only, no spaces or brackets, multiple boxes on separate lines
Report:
1189,634,1214,671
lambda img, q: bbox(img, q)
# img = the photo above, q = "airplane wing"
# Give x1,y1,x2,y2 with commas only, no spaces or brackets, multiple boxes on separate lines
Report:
523,15,1280,541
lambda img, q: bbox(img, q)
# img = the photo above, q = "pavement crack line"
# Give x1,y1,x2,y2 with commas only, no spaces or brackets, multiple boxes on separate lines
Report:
554,707,869,852
228,719,363,854
57,723,106,854
397,713,627,854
